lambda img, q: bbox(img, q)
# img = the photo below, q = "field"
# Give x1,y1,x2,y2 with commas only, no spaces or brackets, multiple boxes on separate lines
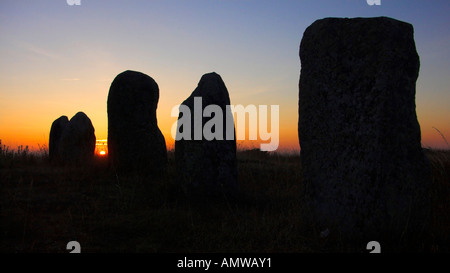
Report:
0,144,449,253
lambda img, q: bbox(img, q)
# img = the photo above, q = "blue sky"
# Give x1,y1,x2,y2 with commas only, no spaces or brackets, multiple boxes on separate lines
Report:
1,0,449,151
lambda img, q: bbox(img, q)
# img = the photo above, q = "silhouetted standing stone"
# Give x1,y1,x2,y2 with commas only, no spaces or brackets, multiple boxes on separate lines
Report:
107,70,167,174
49,115,69,161
175,72,238,196
59,112,96,164
298,17,431,244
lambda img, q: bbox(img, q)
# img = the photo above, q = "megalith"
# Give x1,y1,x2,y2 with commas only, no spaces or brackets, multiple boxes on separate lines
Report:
175,72,238,196
58,112,96,164
49,115,69,162
298,17,431,243
107,70,167,175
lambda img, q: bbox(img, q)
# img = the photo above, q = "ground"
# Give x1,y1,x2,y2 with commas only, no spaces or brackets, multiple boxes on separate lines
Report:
0,147,449,253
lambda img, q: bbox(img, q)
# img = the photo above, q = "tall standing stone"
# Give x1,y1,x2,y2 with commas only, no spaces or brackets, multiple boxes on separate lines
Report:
107,70,167,174
175,72,238,196
49,115,69,162
298,17,431,244
59,112,96,164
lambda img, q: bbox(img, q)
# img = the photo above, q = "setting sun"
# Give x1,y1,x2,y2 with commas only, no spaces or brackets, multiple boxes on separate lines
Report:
95,139,108,156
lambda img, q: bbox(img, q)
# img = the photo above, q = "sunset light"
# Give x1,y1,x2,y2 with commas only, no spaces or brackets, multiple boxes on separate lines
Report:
95,139,108,156
1,0,449,256
1,1,449,153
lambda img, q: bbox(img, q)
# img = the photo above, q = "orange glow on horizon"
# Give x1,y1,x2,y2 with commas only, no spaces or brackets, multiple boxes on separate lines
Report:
1,125,449,154
95,139,108,156
1,113,449,153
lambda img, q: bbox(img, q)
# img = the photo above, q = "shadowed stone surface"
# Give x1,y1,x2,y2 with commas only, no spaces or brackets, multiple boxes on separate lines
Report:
298,17,431,243
175,72,238,196
49,115,69,162
107,70,167,174
58,112,96,164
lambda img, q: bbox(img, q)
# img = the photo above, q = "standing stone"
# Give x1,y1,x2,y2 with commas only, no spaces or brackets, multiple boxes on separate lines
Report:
59,112,96,164
107,70,167,174
298,17,431,244
175,72,238,196
49,115,69,162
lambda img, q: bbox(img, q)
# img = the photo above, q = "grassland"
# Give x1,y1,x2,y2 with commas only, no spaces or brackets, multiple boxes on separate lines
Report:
0,144,449,253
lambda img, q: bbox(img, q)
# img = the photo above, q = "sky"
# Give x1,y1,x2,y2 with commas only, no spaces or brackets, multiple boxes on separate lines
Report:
0,0,449,153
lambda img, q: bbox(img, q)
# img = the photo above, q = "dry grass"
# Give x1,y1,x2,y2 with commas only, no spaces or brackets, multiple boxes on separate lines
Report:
0,145,449,253
425,149,450,251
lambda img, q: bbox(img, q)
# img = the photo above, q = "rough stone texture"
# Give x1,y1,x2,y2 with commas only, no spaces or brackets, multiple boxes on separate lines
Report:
298,17,431,243
175,72,238,196
58,112,96,164
107,70,167,174
49,115,69,162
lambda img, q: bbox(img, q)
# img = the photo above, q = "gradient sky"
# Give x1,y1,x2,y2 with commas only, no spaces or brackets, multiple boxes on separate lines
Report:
1,0,449,153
